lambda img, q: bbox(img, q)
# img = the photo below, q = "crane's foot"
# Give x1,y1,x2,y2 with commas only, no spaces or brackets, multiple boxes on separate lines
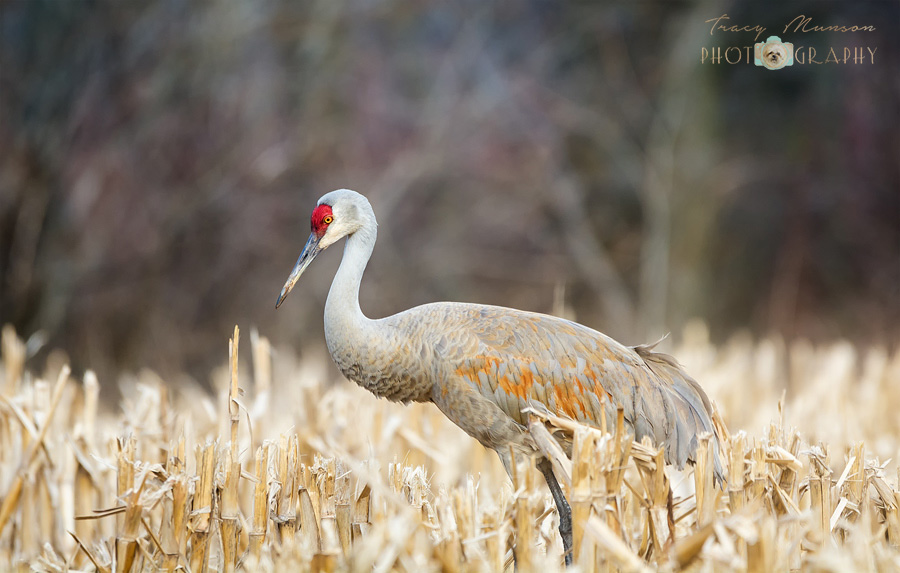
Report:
538,457,573,567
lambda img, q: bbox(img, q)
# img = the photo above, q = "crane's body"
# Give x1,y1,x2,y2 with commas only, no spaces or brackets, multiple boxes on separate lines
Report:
277,189,723,565
328,299,717,475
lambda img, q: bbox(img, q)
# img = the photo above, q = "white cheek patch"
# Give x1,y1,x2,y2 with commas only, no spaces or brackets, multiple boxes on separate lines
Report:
319,230,340,249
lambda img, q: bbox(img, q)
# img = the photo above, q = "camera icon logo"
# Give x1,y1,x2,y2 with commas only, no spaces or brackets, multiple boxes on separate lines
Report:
754,36,794,70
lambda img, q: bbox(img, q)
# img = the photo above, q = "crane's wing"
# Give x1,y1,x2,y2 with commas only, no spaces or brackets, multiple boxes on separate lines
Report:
429,303,721,475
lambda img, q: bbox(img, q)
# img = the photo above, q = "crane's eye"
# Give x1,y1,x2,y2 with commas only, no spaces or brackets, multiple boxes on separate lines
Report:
323,215,334,225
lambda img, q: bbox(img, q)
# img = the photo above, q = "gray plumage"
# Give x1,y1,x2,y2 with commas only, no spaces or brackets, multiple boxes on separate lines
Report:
277,189,724,563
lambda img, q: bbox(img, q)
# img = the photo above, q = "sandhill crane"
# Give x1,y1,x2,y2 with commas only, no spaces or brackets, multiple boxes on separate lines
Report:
276,189,723,565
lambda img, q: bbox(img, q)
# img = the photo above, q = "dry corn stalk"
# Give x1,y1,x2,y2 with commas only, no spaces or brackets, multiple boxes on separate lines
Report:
0,365,69,538
728,431,746,513
115,436,139,573
513,456,538,570
807,444,833,547
220,327,242,573
570,426,594,562
249,443,270,559
694,434,716,526
189,441,216,573
633,439,672,562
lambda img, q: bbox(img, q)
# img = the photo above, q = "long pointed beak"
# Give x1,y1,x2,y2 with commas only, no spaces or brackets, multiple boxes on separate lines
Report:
276,232,323,309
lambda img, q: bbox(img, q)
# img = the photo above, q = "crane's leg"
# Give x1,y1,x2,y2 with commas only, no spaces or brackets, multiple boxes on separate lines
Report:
537,457,573,566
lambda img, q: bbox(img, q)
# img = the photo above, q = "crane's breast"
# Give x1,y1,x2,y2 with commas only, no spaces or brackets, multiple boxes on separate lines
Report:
325,318,435,404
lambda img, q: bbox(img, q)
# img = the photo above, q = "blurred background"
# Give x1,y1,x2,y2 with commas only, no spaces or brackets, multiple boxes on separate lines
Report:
1,0,897,386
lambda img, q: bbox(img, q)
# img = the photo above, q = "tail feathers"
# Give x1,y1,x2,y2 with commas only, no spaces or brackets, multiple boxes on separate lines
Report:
632,341,726,485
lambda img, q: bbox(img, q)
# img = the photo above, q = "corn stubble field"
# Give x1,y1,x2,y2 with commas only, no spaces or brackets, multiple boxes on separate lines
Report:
0,322,899,572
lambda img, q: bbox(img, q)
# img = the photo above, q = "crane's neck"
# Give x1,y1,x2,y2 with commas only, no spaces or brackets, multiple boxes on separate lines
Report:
325,222,376,330
322,221,432,404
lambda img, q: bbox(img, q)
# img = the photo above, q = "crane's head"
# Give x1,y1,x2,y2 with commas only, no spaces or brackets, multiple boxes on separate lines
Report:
276,189,376,308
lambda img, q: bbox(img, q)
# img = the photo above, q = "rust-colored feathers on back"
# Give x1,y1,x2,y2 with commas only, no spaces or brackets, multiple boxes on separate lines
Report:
378,302,724,479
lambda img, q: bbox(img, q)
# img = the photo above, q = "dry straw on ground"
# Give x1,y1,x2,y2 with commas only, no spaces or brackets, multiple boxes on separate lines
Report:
0,322,899,572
